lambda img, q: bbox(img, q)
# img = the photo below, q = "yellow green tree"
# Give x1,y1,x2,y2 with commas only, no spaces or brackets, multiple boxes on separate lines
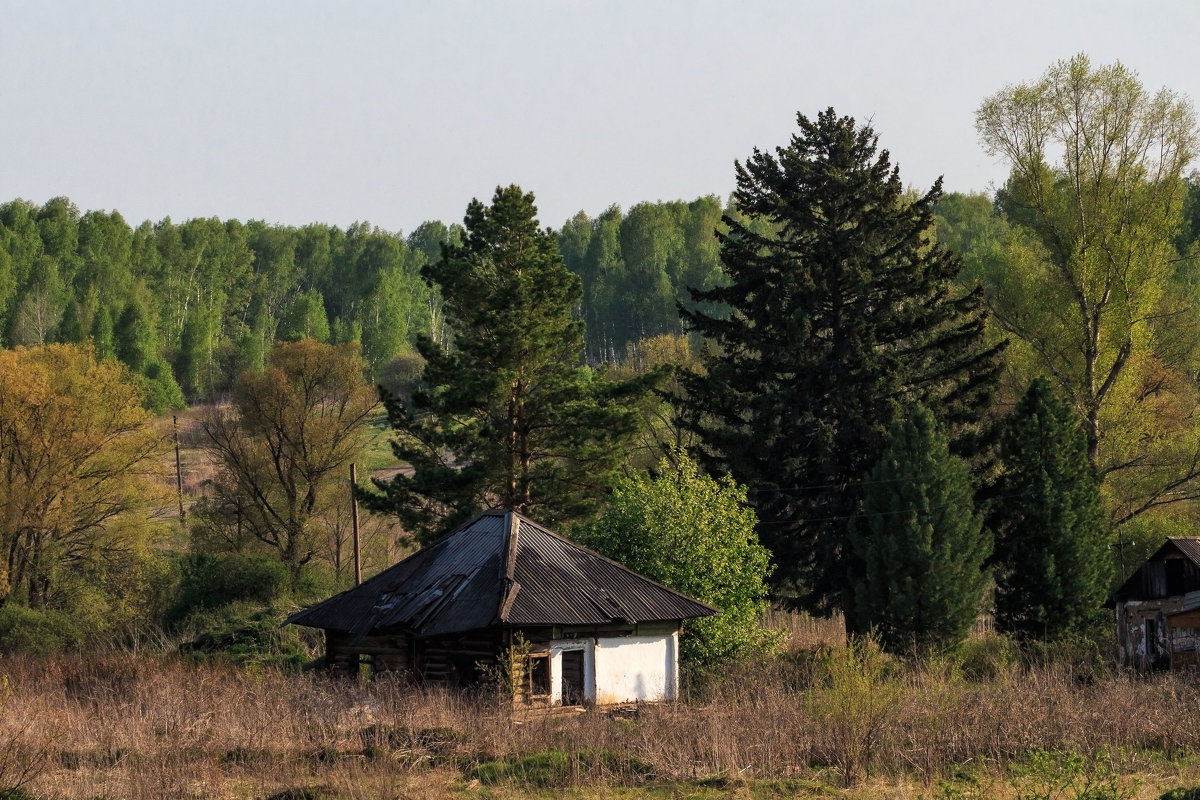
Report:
197,338,377,581
573,450,777,665
976,54,1200,524
0,344,168,632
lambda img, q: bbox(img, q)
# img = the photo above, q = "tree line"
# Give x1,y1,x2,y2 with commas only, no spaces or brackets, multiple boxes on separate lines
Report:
2,54,1199,660
0,194,735,409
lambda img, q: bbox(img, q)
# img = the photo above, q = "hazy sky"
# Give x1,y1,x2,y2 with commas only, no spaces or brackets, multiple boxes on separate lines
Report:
3,1,1197,234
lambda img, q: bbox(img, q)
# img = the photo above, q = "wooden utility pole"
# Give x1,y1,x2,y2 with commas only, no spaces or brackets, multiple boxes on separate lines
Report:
350,463,362,586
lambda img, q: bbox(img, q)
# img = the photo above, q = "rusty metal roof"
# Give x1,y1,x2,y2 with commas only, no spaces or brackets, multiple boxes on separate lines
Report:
285,510,715,639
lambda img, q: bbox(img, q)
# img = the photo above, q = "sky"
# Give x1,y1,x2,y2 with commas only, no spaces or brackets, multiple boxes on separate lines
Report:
3,1,1198,235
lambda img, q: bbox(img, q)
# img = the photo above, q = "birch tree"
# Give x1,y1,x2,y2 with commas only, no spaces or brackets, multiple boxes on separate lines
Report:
976,54,1200,523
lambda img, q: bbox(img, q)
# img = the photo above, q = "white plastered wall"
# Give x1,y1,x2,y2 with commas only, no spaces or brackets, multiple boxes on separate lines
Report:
548,631,681,706
592,632,679,705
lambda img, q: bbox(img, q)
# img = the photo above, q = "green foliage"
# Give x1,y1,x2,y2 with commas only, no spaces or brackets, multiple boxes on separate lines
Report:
278,289,330,343
0,604,81,655
956,633,1020,683
848,406,991,653
0,191,732,404
114,296,156,373
804,638,902,786
368,185,649,542
166,553,291,626
1010,749,1134,800
136,359,185,413
990,378,1112,640
1159,789,1200,800
977,55,1200,523
0,196,463,403
560,197,724,364
0,788,41,800
197,339,377,580
468,749,654,788
178,606,312,670
679,109,1003,614
573,451,777,664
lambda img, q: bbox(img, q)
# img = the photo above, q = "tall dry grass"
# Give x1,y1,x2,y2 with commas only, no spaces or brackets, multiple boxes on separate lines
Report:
4,644,1200,799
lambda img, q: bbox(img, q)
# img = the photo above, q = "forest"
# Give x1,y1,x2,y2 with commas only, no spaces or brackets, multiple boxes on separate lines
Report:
6,53,1200,798
3,54,1200,647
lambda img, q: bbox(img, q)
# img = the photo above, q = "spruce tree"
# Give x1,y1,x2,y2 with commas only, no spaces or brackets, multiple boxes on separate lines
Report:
849,406,991,653
990,377,1111,639
678,109,1004,614
367,185,646,543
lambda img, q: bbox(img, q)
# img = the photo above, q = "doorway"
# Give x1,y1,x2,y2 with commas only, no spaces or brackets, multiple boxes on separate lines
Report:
560,649,585,706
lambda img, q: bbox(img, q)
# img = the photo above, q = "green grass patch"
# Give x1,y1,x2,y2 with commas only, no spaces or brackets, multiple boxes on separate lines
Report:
468,749,654,788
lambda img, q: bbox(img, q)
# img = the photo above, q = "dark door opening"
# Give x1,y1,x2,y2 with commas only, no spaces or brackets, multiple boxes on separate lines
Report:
561,650,585,706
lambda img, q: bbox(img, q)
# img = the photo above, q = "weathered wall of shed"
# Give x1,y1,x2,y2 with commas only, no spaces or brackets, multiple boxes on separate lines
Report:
324,630,502,684
1169,608,1200,671
1115,594,1200,670
1116,599,1172,669
323,624,686,704
324,631,414,678
417,631,503,685
324,631,361,678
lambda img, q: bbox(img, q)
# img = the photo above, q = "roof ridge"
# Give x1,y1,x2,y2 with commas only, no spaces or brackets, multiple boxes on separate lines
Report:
496,509,521,623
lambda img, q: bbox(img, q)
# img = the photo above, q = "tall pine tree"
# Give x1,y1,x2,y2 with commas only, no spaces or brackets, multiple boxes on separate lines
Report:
679,109,1004,614
367,186,647,543
849,406,991,653
989,377,1111,640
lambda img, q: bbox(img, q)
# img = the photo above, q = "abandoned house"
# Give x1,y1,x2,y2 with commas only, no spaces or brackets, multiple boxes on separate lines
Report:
1108,538,1200,670
285,509,715,706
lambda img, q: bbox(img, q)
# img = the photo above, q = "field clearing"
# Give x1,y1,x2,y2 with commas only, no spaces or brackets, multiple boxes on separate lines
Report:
6,642,1200,800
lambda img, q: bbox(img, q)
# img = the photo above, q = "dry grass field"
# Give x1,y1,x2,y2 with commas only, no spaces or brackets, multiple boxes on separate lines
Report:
5,626,1200,800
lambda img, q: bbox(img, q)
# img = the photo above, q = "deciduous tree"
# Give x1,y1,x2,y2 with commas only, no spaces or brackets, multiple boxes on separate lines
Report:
198,338,377,580
573,451,777,664
0,344,168,626
976,54,1200,523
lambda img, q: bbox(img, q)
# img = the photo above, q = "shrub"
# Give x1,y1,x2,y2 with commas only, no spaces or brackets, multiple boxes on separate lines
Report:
1160,790,1200,800
957,633,1020,683
805,637,902,786
165,552,291,626
0,605,81,656
177,607,313,669
572,450,779,665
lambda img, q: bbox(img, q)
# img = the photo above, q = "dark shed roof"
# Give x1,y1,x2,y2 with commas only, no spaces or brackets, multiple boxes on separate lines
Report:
1109,537,1200,605
285,510,716,639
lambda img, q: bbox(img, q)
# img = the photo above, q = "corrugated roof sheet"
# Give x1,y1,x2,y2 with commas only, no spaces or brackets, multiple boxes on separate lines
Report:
1170,538,1200,565
286,510,715,638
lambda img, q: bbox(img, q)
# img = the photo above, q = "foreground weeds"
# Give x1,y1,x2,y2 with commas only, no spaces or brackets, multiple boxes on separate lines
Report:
3,648,1200,799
